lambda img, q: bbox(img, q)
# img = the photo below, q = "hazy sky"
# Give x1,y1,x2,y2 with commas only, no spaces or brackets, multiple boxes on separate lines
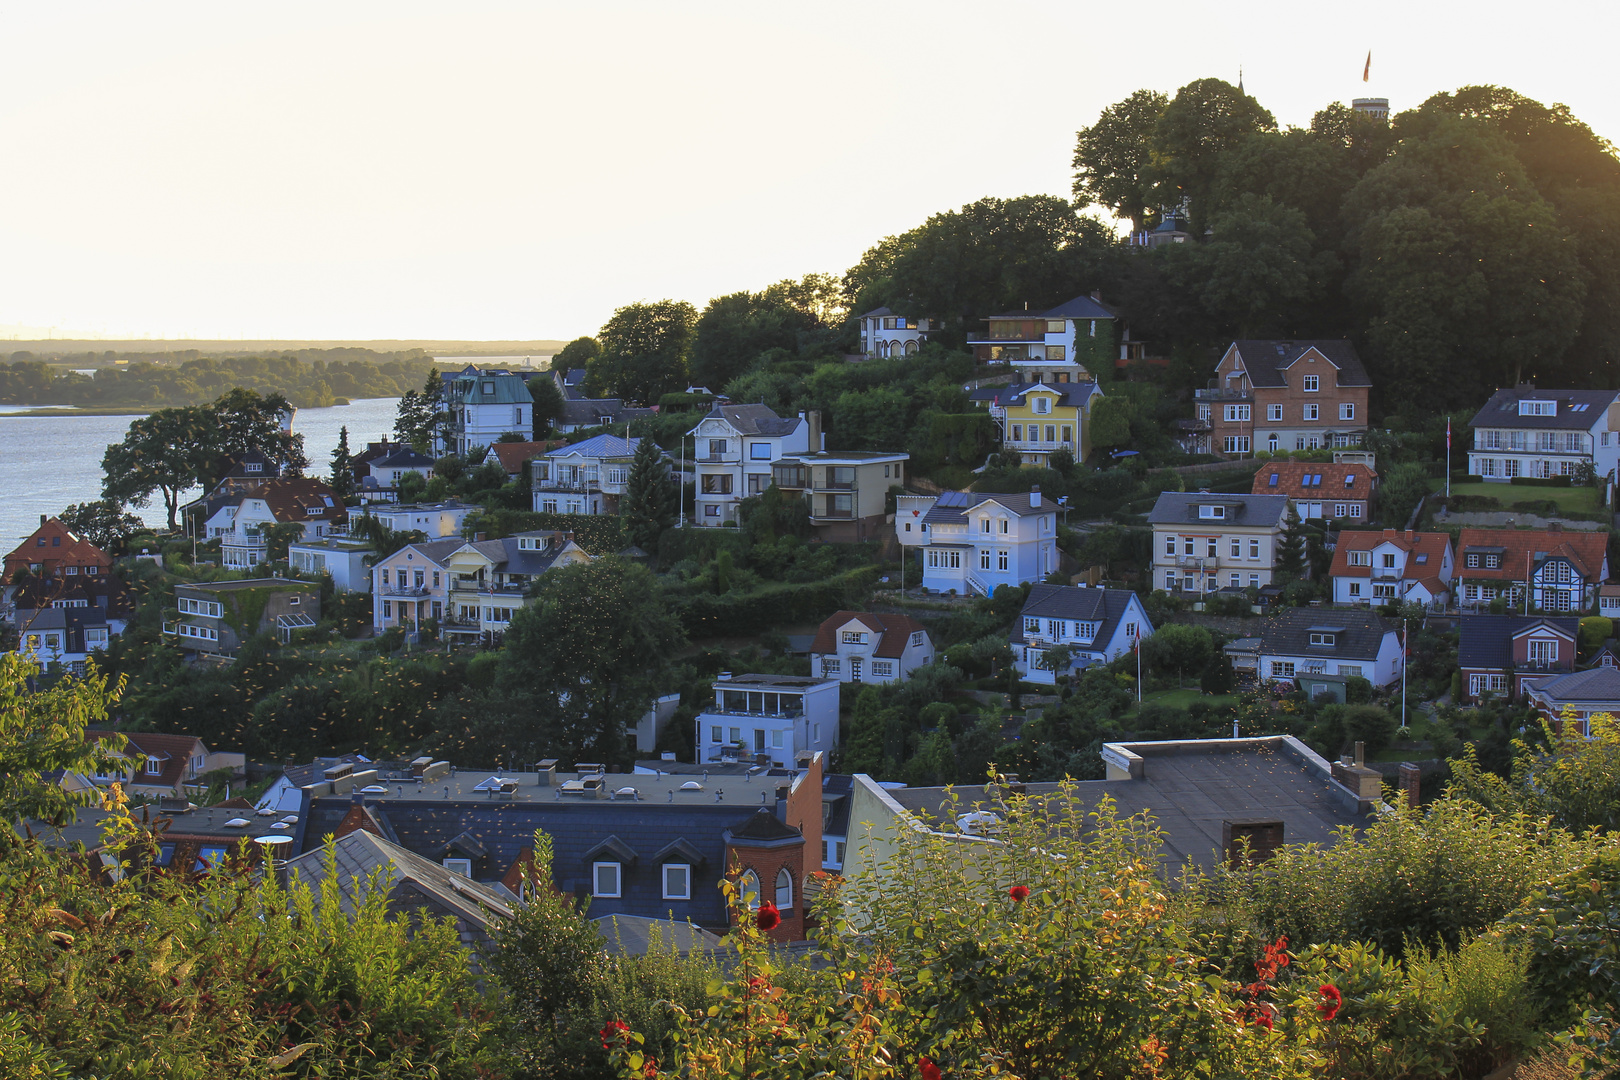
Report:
1,1,1613,343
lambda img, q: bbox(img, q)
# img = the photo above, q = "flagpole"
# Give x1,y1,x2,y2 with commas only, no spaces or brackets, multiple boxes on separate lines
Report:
1401,616,1407,732
1446,417,1452,499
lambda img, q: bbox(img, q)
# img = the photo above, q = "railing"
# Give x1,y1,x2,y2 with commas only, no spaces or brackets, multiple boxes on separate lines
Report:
966,574,991,597
815,508,854,519
382,584,432,597
452,583,526,596
1193,387,1253,402
533,479,595,493
703,708,805,720
698,454,739,464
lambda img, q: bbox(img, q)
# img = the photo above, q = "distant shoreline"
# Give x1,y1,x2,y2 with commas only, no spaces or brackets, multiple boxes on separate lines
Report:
0,406,154,417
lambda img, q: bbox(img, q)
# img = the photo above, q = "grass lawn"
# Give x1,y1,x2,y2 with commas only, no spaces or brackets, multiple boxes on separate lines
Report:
1429,478,1606,515
1129,687,1237,713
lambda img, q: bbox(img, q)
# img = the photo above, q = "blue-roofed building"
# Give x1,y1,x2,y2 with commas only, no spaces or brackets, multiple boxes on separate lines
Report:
1467,385,1620,489
1012,584,1154,684
533,433,650,516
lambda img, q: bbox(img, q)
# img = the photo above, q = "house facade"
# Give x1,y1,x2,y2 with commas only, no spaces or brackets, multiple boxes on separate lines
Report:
967,294,1118,383
1526,668,1620,736
371,531,590,639
85,730,245,799
1147,492,1291,595
355,501,473,539
2,515,113,583
918,490,1060,596
7,576,134,674
288,536,374,592
769,450,907,542
1329,529,1454,608
974,380,1104,466
695,673,839,769
1251,461,1377,522
1011,585,1154,684
556,397,657,434
485,440,561,480
1195,340,1372,458
201,478,348,570
439,368,533,455
858,308,939,358
1467,386,1620,483
1454,525,1608,612
688,405,815,526
532,434,643,516
358,447,435,501
1458,614,1580,701
1256,608,1404,689
808,611,933,684
165,578,321,654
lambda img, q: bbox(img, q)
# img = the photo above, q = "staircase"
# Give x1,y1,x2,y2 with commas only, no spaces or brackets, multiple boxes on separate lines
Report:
966,574,991,597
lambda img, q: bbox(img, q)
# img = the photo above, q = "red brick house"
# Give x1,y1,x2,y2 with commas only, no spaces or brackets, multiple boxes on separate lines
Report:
1457,614,1580,701
2,516,113,584
1196,340,1372,458
1455,525,1609,612
1251,461,1378,522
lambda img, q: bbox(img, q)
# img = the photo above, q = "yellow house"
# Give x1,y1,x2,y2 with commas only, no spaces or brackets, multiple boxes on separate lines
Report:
973,381,1103,467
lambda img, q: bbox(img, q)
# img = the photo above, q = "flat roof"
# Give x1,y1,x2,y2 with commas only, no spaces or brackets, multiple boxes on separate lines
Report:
713,674,837,689
315,767,802,810
179,577,319,593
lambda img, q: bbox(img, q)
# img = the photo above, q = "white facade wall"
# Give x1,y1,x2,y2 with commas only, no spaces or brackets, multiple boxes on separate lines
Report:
689,416,811,526
695,678,839,768
920,503,1059,595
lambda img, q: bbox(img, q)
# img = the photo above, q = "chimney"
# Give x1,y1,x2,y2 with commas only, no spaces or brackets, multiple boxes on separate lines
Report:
537,758,558,785
1353,741,1365,766
1398,762,1421,810
1548,521,1562,533
1030,486,1042,509
39,514,47,526
805,409,823,452
1404,530,1415,541
1091,289,1102,302
473,532,486,542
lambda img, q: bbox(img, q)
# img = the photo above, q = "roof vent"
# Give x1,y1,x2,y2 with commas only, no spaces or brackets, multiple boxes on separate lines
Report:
680,781,704,792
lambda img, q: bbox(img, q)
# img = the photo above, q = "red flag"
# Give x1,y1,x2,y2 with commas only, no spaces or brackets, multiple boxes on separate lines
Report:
1363,51,1371,82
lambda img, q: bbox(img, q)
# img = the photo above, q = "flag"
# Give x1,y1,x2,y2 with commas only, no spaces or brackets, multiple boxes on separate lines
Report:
1363,51,1371,82
1446,418,1451,450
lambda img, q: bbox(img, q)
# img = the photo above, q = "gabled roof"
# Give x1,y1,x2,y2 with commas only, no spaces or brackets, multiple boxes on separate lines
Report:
1146,492,1291,527
725,808,803,844
1469,387,1620,431
690,403,802,438
1253,462,1377,499
1010,585,1149,649
1257,608,1398,662
1225,340,1371,388
1458,615,1579,669
986,295,1117,321
967,381,1102,408
1526,667,1620,704
559,398,656,427
2,518,113,579
487,441,563,473
1329,530,1451,580
923,490,1055,525
283,830,513,930
86,730,205,790
1455,527,1608,582
257,478,348,526
547,434,641,460
808,611,929,659
9,575,135,617
371,448,435,469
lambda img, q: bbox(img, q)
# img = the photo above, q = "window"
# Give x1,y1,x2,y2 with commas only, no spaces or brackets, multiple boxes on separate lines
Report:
1349,551,1370,566
1250,573,1261,587
663,863,691,900
1023,616,1042,635
1207,537,1218,557
1267,404,1283,422
710,725,722,742
1032,397,1051,415
1230,573,1241,588
1061,425,1073,444
178,598,224,618
1340,403,1355,421
195,846,229,873
1271,661,1295,679
146,757,162,775
821,656,840,676
1466,553,1480,568
841,630,867,644
1198,504,1226,519
1382,553,1397,569
1222,436,1251,453
156,843,175,867
1308,632,1336,646
1529,639,1558,664
593,862,622,898
701,474,733,495
1045,425,1057,443
1519,400,1557,416
1303,375,1319,391
977,550,991,570
1224,404,1251,422
382,600,392,618
443,858,473,878
707,439,728,457
244,461,263,473
1349,582,1362,596
999,518,1009,534
749,442,772,460
1231,538,1241,557
738,869,761,909
1250,538,1261,560
775,868,794,909
1303,404,1319,421
872,661,893,676
1011,424,1022,441
1164,535,1176,556
1165,570,1177,589
911,631,924,647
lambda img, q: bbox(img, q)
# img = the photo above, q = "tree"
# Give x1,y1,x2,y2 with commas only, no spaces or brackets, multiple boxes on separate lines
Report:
1277,503,1307,580
620,436,677,550
1148,77,1278,234
587,300,697,404
528,375,565,439
57,499,144,551
207,387,307,488
101,405,211,529
394,369,445,451
328,425,355,501
0,654,125,831
496,559,687,766
1377,462,1432,528
348,512,427,560
1140,623,1214,686
550,336,600,374
1170,194,1334,336
1072,89,1170,231
689,290,813,392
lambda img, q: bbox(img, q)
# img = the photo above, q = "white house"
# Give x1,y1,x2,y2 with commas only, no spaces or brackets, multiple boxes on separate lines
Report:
858,308,940,358
533,433,645,516
439,367,533,456
1468,386,1620,484
372,531,590,639
359,447,436,501
695,673,839,769
201,478,348,570
688,404,815,526
808,611,934,684
1329,530,1454,608
1256,608,1404,689
1146,491,1291,595
966,294,1117,382
288,536,374,593
1011,585,1154,685
918,489,1060,596
354,501,474,539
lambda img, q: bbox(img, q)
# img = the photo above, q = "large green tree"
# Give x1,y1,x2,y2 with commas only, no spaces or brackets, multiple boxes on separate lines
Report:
496,558,686,766
0,654,125,831
57,499,145,551
620,436,677,550
587,300,698,404
527,374,565,439
328,425,355,501
549,335,600,374
1072,89,1170,232
101,405,212,529
689,290,815,392
1148,77,1277,234
206,387,307,488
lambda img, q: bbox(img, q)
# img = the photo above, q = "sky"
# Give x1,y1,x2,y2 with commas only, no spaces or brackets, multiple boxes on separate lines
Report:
0,0,1614,344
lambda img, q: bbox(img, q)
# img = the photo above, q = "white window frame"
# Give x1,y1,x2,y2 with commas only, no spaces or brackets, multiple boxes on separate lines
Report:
1302,374,1319,392
662,863,691,900
593,861,622,898
1339,403,1355,421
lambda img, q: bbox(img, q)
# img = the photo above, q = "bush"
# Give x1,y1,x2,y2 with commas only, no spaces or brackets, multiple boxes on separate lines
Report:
1509,474,1573,487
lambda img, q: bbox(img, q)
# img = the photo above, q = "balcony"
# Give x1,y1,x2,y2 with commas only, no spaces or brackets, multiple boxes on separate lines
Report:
533,479,596,494
381,583,433,597
451,582,527,597
1194,387,1253,402
815,507,854,519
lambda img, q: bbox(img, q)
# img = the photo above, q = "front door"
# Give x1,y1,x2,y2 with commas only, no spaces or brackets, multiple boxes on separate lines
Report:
850,657,863,682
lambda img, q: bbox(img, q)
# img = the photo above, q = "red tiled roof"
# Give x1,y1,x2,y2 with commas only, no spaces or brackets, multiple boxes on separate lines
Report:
488,441,563,474
1456,527,1608,582
2,519,113,583
88,731,205,791
1251,461,1377,500
1329,529,1452,580
258,478,348,526
809,611,929,659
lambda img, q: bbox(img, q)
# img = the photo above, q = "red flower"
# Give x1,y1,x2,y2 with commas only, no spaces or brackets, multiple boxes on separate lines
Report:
919,1056,943,1080
600,1020,630,1049
1317,984,1342,1021
1240,1002,1274,1029
755,903,781,931
1007,885,1030,903
642,1056,659,1078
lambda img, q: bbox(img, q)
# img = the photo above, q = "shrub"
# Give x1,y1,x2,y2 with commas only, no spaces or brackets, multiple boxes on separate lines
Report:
1509,475,1573,487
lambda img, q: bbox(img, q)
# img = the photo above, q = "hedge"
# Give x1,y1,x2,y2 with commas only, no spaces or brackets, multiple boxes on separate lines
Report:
461,508,627,556
1509,475,1573,488
671,565,882,637
655,526,750,570
1451,473,1485,484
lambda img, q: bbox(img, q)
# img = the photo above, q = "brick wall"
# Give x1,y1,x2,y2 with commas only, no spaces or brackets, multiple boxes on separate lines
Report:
726,838,807,942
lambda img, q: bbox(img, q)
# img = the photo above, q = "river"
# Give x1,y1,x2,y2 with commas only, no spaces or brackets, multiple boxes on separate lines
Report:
0,397,401,543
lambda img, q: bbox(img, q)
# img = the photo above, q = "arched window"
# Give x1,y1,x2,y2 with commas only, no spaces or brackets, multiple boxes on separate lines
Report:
903,339,919,356
889,339,903,356
738,869,761,910
774,867,793,909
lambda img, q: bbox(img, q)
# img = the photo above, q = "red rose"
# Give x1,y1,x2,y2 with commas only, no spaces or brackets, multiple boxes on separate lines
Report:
1317,984,1342,1021
919,1056,943,1080
600,1019,630,1049
755,902,781,931
1007,885,1030,903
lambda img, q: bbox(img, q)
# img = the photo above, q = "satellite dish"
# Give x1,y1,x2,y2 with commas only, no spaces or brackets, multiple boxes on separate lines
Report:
253,835,292,847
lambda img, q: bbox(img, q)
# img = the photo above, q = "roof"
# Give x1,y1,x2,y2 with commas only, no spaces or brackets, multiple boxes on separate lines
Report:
86,730,204,791
1257,608,1397,661
714,673,836,690
1469,387,1620,431
547,434,641,460
1253,462,1377,499
257,478,348,526
691,403,803,438
1226,340,1371,389
450,369,532,405
1526,667,1620,704
774,450,909,464
1329,530,1452,580
559,398,657,427
726,808,803,843
967,381,1102,409
591,914,722,955
809,611,929,659
1146,492,1291,527
2,518,113,578
924,491,1057,526
284,830,514,930
486,441,563,474
1458,615,1580,669
1455,527,1608,582
985,295,1117,321
9,575,135,617
889,736,1364,876
1010,585,1148,649
178,577,319,595
860,306,894,317
371,448,436,469
277,754,375,792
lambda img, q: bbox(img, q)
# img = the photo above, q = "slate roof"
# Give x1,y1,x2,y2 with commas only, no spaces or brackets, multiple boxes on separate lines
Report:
985,295,1117,321
1455,527,1608,582
284,830,514,930
693,403,802,438
9,605,120,654
1526,667,1620,704
449,369,531,405
727,808,803,843
1009,585,1147,649
1257,608,1397,662
1253,462,1377,500
370,448,435,469
592,914,722,955
547,433,641,460
809,611,928,659
1146,492,1291,527
1329,530,1452,580
860,306,894,318
560,398,657,427
967,381,1103,408
889,737,1364,876
484,441,561,476
923,491,1055,526
1227,340,1371,388
1457,615,1580,669
1469,388,1620,431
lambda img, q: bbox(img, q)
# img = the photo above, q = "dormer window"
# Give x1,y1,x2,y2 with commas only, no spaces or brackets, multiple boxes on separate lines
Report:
1267,473,1278,487
1348,551,1370,566
245,462,263,473
1486,554,1500,569
1198,505,1226,520
1308,632,1336,647
1519,400,1557,416
146,758,162,775
1344,474,1356,487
